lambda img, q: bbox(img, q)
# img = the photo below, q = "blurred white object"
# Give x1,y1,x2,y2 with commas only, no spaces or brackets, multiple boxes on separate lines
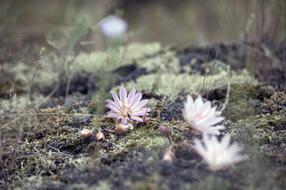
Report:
99,15,128,38
183,95,225,135
193,134,248,171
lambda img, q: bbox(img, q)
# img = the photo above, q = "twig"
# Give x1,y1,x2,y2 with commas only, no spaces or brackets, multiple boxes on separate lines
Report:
220,66,231,112
28,47,45,107
0,116,24,130
46,145,73,158
34,82,59,109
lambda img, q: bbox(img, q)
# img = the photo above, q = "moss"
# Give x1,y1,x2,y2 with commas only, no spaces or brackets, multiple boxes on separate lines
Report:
205,83,274,121
92,181,112,190
122,69,255,98
185,176,231,190
0,43,162,97
1,42,285,190
13,176,62,190
260,91,286,114
131,174,169,190
136,50,180,73
230,113,286,158
118,125,164,150
74,43,162,73
0,95,45,114
2,62,58,92
102,119,166,159
0,80,26,97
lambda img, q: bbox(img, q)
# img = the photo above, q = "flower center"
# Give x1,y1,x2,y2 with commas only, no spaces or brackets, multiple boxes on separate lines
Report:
121,106,130,117
194,113,204,120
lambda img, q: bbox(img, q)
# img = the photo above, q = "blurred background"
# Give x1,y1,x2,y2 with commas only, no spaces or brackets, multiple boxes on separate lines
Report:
0,0,285,50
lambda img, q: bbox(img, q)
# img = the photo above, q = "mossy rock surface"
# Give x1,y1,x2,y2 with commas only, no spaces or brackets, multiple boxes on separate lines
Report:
0,42,285,190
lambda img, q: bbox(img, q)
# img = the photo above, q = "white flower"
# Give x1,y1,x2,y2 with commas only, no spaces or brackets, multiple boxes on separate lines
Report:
182,95,225,135
106,86,150,125
99,15,128,38
193,134,248,171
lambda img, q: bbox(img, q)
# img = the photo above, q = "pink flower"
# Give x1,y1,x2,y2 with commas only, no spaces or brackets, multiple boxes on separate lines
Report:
183,95,225,135
106,86,150,125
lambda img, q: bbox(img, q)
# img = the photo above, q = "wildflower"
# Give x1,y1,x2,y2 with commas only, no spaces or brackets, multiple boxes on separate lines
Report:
183,95,225,135
193,134,248,171
99,15,128,38
106,86,150,125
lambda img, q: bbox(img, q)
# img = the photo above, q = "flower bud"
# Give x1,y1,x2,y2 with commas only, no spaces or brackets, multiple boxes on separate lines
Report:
162,147,175,162
159,125,171,138
114,123,130,135
80,129,93,139
96,131,105,141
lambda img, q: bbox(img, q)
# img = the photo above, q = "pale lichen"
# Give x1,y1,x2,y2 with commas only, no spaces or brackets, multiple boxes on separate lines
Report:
123,69,255,98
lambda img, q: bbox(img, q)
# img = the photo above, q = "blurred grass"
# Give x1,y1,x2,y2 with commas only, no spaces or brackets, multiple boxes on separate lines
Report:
0,0,285,47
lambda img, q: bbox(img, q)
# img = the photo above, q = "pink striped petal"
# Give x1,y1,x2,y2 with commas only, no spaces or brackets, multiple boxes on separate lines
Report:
106,104,120,113
130,115,143,122
105,99,120,110
107,112,120,118
131,99,148,111
127,88,136,105
135,107,151,113
111,91,123,108
119,86,127,102
132,110,147,117
130,92,142,106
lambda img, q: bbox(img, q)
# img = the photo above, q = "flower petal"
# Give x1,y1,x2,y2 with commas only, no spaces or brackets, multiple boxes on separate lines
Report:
111,91,123,108
119,86,128,103
107,112,120,118
131,99,148,111
130,92,142,106
130,115,143,122
106,104,120,113
132,110,147,117
127,88,136,105
106,99,120,110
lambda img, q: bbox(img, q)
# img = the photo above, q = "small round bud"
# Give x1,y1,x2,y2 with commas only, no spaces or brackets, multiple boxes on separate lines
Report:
159,125,171,138
96,131,105,141
80,129,93,139
162,147,175,162
114,123,133,135
114,124,129,135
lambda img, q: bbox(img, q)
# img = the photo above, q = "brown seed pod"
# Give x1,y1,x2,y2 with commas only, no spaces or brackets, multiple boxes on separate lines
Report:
80,129,93,139
96,131,105,141
114,123,133,135
159,125,171,138
162,147,175,162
